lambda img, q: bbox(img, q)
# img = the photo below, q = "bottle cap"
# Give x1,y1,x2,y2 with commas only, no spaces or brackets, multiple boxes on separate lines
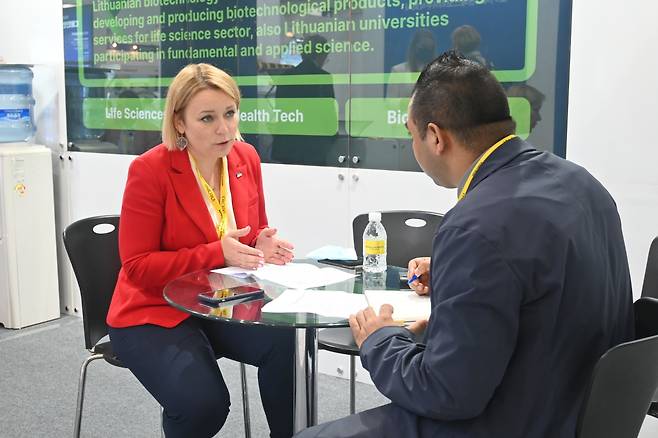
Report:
368,211,381,222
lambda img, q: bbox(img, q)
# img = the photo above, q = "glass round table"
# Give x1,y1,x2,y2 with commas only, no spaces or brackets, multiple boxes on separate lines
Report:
163,262,407,432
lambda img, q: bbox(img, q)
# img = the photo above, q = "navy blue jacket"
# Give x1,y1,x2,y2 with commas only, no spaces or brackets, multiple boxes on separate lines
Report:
361,138,634,437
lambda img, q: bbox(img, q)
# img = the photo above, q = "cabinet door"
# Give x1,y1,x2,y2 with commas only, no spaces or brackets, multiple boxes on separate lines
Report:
0,147,59,327
261,164,351,257
347,167,456,240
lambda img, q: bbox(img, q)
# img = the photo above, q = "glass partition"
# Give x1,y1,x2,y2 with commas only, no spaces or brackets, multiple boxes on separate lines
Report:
62,0,572,167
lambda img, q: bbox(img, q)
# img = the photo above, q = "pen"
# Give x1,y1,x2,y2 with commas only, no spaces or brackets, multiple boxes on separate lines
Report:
407,274,419,285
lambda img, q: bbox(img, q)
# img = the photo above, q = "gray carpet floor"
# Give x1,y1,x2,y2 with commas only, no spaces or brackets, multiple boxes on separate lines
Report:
0,315,388,438
3,316,658,438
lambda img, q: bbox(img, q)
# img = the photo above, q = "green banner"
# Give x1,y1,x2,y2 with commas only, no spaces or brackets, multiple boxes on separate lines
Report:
83,98,164,131
83,97,338,136
240,98,338,136
346,97,531,140
83,96,525,139
347,98,410,139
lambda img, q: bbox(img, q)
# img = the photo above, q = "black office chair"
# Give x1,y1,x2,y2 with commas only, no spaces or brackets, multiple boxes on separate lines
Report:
637,295,658,419
639,237,658,416
351,211,444,268
576,297,658,438
64,215,252,437
641,237,658,299
318,210,443,414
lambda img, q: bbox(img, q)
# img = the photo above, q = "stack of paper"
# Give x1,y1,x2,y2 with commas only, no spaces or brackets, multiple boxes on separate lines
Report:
261,289,431,321
262,290,367,318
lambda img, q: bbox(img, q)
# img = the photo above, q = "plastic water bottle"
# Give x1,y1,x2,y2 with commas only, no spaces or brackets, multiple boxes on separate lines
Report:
363,271,386,290
0,65,35,143
363,212,387,273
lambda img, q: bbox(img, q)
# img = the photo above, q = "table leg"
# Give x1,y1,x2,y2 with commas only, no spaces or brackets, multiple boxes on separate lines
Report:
293,327,318,433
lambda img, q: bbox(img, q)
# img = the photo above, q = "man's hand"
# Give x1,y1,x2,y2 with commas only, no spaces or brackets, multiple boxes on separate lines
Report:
407,257,431,296
349,304,401,348
407,319,428,336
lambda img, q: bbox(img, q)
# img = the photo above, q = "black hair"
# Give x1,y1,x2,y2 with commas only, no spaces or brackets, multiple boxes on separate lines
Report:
411,50,515,149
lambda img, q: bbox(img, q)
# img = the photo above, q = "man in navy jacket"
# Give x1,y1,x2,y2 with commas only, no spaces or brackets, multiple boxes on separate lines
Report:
296,51,634,437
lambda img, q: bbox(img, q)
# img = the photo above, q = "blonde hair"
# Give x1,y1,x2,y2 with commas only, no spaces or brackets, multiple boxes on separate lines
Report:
162,63,243,150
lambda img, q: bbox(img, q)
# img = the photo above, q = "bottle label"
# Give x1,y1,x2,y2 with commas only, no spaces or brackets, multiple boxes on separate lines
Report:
0,84,32,94
365,240,386,255
0,109,30,121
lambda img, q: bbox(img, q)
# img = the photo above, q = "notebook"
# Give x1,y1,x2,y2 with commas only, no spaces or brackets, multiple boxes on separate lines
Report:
364,290,431,322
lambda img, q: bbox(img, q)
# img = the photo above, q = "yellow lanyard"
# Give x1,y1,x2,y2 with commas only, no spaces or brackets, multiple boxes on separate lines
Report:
189,154,229,238
457,134,517,202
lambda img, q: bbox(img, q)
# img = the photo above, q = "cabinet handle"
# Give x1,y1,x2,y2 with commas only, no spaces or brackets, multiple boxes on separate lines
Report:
352,156,360,164
338,155,346,163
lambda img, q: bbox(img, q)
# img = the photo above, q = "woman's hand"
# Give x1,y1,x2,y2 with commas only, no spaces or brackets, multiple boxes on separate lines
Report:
221,226,264,269
256,227,295,265
407,257,431,296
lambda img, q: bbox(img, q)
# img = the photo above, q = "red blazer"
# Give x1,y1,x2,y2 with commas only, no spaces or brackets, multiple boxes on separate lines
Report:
107,142,268,328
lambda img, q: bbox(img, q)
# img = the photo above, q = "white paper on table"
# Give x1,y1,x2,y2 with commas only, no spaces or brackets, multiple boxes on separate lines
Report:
253,263,356,289
262,290,368,318
212,263,356,289
364,290,431,322
211,266,255,278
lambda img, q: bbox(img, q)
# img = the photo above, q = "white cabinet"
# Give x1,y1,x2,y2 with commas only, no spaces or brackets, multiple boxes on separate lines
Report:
0,144,59,328
261,162,456,257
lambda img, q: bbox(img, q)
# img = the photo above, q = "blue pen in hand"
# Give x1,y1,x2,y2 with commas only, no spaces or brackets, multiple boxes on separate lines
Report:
407,274,419,285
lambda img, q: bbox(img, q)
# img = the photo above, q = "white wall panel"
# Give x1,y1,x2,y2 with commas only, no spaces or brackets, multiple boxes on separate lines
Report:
567,2,658,297
261,163,453,257
567,3,658,434
67,152,133,221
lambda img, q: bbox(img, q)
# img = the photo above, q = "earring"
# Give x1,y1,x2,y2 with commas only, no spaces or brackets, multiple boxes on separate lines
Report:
176,134,188,150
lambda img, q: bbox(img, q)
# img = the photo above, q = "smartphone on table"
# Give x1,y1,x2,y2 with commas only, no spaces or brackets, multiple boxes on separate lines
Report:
198,285,264,307
318,258,363,270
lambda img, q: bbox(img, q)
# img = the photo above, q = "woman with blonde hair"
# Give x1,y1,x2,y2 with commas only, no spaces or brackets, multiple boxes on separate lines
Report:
106,63,294,438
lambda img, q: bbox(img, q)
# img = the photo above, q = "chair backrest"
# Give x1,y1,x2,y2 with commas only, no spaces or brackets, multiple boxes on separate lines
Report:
636,296,658,341
641,237,658,298
576,297,658,438
352,210,443,268
63,215,121,350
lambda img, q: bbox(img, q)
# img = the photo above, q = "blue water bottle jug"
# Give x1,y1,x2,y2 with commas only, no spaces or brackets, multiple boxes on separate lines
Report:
0,65,36,143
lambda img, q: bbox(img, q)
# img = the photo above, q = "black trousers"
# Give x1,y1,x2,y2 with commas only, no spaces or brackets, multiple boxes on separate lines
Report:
109,317,295,438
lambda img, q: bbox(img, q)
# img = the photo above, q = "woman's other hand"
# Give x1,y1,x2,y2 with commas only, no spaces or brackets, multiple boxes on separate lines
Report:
256,227,295,265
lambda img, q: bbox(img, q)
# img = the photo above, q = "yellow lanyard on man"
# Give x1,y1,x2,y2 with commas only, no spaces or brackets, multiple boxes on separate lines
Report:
190,154,229,238
458,134,517,201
